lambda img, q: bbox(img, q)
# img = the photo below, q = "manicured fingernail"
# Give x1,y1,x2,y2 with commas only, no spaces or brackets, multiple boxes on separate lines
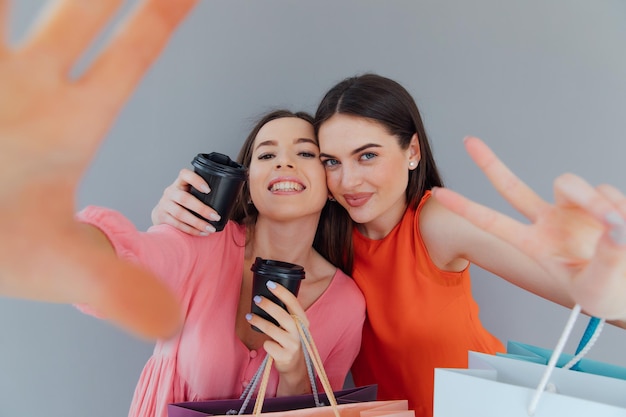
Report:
245,313,253,321
605,211,625,226
200,185,210,193
205,225,216,233
609,225,626,246
208,212,221,221
253,295,262,304
266,280,277,290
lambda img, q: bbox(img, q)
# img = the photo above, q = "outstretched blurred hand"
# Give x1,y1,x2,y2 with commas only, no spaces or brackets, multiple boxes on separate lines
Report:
432,137,626,321
0,0,198,339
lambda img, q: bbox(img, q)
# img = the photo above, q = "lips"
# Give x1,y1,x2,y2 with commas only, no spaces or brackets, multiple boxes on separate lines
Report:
343,193,372,207
268,178,305,193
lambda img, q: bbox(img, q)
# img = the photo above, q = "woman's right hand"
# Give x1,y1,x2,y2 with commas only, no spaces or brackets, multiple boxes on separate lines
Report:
246,283,312,396
0,0,198,340
151,168,221,235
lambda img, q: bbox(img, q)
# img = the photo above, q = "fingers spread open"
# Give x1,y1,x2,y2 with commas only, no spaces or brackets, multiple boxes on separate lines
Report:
20,0,123,73
464,136,548,221
81,0,198,111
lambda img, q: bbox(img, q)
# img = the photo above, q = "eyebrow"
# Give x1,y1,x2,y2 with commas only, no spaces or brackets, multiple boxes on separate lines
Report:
255,137,317,151
319,143,382,159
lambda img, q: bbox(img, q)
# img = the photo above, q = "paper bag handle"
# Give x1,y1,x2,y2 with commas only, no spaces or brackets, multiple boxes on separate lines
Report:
527,304,607,415
241,315,341,417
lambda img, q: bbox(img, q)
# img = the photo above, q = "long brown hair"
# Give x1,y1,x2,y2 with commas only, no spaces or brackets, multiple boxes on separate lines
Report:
314,73,444,271
228,109,352,274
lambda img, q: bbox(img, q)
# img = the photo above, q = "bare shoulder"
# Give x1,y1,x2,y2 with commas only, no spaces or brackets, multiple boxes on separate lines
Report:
419,197,462,242
419,197,472,271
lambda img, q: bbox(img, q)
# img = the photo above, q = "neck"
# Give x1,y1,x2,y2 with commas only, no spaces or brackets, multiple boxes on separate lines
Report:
358,200,409,240
246,213,320,268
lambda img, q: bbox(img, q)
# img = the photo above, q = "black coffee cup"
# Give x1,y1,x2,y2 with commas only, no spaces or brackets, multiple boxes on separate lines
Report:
189,152,247,232
250,257,305,332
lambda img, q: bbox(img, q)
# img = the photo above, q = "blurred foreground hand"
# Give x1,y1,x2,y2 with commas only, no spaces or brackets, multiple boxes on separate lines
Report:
0,0,198,339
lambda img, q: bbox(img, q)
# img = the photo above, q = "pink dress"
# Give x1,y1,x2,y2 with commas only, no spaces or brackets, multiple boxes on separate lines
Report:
77,206,365,417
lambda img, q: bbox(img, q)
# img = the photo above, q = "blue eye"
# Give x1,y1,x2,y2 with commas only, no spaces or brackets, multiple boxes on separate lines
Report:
258,153,274,160
299,151,317,158
360,152,376,161
321,158,339,167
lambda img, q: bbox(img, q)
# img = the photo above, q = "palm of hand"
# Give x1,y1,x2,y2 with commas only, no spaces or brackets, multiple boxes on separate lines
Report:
0,0,198,339
519,200,605,283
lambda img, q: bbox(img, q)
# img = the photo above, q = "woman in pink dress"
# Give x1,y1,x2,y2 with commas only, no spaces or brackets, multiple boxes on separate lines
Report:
77,110,365,417
0,3,364,416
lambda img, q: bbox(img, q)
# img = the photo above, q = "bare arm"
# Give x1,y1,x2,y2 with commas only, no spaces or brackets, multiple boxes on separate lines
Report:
0,0,198,339
431,137,626,324
421,197,575,309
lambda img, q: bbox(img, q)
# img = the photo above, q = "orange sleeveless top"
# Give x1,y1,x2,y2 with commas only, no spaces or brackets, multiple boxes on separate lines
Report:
350,191,504,417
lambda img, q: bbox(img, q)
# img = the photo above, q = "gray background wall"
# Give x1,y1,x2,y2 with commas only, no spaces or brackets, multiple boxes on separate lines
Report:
1,1,625,416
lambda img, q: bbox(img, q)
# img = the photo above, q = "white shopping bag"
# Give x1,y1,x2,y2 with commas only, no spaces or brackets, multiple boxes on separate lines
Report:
434,351,626,416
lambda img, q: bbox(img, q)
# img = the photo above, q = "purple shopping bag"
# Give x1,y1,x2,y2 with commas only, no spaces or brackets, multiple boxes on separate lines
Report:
167,385,378,417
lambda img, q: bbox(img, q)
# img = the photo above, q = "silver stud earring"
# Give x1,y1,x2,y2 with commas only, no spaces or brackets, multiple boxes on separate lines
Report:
409,161,416,168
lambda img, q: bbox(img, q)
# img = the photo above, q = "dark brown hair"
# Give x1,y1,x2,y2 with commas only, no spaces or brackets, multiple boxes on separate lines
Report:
314,73,444,271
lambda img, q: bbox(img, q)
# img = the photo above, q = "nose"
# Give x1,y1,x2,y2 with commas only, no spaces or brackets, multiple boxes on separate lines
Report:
339,163,362,188
274,152,295,169
275,162,294,169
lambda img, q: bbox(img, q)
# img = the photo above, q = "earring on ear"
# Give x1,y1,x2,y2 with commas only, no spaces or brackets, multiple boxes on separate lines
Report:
328,196,336,202
409,161,416,168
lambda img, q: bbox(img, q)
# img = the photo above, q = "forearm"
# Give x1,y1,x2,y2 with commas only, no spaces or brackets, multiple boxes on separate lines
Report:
78,222,116,255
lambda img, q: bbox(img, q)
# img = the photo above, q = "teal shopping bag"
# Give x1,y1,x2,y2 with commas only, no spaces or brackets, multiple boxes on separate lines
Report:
498,340,626,380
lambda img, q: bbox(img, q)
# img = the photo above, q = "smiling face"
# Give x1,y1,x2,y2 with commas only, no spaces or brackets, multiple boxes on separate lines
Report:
248,117,328,222
318,113,420,237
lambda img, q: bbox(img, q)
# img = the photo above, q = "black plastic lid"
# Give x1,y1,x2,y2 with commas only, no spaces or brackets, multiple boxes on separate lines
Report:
250,257,305,280
191,152,247,180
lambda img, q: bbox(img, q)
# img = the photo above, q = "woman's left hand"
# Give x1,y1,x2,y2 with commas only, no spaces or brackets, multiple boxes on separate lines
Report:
432,137,626,320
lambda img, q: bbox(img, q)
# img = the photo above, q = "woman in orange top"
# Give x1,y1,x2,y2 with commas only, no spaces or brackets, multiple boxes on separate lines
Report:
311,74,572,417
152,73,624,417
